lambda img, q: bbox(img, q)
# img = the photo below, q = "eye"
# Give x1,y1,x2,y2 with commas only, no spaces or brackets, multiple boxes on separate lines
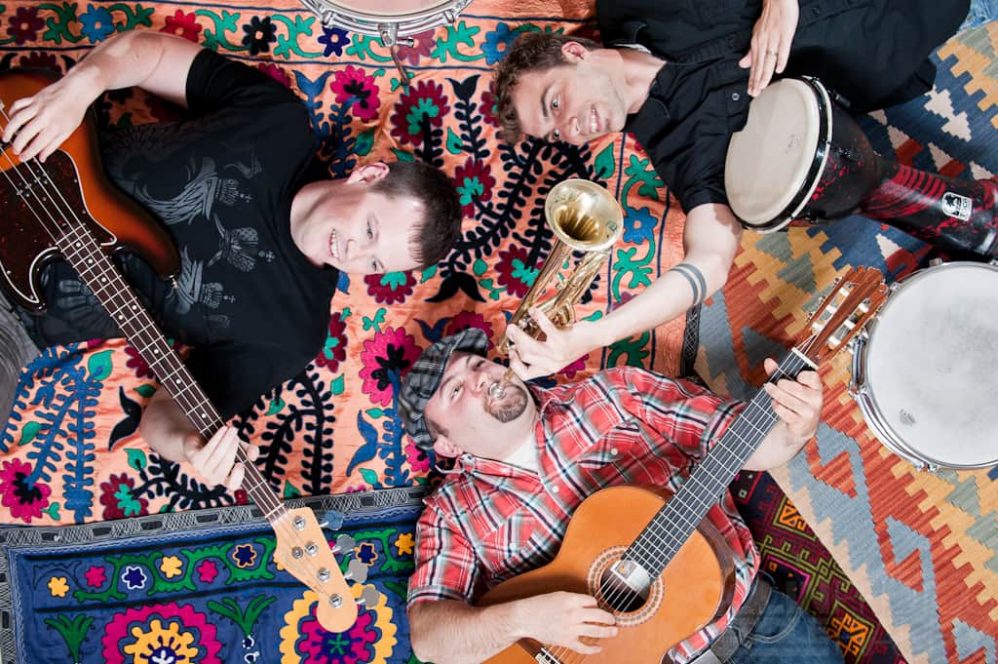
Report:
552,128,561,141
371,259,379,273
451,384,463,399
366,221,374,240
551,97,560,112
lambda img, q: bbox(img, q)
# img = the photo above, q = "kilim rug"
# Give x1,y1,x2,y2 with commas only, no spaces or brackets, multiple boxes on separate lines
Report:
0,487,425,663
696,20,998,664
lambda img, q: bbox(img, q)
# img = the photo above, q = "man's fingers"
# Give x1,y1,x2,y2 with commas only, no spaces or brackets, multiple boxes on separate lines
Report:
776,38,791,74
2,101,36,144
764,381,808,412
245,444,261,463
226,463,246,492
567,639,601,656
528,307,559,337
797,370,821,389
579,623,618,639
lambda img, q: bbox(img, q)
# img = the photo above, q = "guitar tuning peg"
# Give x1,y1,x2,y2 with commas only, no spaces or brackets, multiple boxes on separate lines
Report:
345,558,369,584
333,534,355,553
357,586,381,608
318,521,329,529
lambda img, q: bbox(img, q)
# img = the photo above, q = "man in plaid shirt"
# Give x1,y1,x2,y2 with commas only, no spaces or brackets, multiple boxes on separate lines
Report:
399,327,841,664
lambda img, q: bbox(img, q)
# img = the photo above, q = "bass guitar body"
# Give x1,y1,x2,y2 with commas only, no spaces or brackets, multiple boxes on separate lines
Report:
479,485,735,664
0,70,178,311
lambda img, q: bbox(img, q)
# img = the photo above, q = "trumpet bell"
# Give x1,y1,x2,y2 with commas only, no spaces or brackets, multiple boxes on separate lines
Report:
547,179,624,251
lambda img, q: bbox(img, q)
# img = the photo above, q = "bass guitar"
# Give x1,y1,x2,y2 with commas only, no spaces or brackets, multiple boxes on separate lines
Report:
0,70,372,632
480,267,887,662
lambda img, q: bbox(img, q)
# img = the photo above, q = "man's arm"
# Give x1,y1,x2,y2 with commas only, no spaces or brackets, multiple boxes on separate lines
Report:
140,388,258,491
3,31,203,161
507,203,742,379
410,593,617,664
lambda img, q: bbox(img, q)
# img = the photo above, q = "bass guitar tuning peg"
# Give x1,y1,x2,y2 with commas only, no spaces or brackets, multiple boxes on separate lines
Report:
333,534,355,553
345,558,369,584
357,586,381,608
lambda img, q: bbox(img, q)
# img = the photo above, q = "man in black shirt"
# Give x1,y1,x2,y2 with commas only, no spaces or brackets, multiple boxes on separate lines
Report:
0,31,462,490
489,0,971,381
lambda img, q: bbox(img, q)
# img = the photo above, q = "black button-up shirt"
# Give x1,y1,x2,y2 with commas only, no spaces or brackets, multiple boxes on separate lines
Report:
599,0,968,212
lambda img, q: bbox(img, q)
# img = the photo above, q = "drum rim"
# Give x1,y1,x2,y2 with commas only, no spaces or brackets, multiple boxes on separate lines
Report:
851,261,998,470
300,0,472,38
744,77,834,233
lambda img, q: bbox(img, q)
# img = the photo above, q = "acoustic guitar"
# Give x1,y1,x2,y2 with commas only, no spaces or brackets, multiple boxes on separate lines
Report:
0,70,373,632
479,267,887,663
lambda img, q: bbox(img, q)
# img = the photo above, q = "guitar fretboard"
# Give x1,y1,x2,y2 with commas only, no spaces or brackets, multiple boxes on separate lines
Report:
55,222,287,522
624,351,814,578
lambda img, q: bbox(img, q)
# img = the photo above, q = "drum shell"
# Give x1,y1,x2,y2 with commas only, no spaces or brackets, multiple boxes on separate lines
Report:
804,103,881,221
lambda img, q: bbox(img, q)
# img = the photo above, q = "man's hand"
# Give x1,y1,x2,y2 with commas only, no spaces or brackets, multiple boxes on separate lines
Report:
182,426,260,491
739,0,799,97
2,70,99,162
506,308,600,380
762,357,822,440
515,592,617,655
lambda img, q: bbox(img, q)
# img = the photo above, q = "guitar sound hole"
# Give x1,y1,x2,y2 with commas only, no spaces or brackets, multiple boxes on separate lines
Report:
598,561,651,613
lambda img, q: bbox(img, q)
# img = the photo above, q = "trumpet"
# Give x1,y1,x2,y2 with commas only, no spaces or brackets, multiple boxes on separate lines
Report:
496,179,623,356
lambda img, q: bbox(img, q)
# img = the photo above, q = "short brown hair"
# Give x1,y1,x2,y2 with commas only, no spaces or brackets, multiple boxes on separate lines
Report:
493,32,600,144
372,161,462,268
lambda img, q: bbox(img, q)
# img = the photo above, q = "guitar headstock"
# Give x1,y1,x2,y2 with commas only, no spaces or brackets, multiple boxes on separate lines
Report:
798,267,888,364
272,507,379,633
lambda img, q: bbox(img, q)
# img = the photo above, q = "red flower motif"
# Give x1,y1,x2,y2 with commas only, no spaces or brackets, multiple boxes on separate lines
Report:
405,442,430,473
299,606,379,663
197,560,219,584
84,565,108,589
390,80,450,146
315,312,348,372
257,63,292,88
396,30,435,66
99,473,149,520
453,158,496,216
495,245,539,298
481,88,499,127
159,9,202,42
0,459,51,523
446,311,495,347
364,272,416,305
330,65,381,122
558,354,590,379
7,6,44,45
359,327,420,406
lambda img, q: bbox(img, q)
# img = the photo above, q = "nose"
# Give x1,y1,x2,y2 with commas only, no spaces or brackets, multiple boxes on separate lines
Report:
345,238,372,262
562,114,584,145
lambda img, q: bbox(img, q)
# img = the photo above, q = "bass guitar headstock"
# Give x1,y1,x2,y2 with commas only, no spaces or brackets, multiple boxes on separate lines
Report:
272,507,380,633
799,266,888,364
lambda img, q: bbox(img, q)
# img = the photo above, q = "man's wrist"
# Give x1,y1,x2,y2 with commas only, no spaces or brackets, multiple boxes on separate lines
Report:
63,65,105,106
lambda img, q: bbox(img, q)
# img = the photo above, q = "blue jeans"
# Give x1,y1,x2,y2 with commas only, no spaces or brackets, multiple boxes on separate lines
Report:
727,589,844,664
960,0,996,30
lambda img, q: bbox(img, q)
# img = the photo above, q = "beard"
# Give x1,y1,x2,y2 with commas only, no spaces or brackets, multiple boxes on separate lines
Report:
485,383,529,423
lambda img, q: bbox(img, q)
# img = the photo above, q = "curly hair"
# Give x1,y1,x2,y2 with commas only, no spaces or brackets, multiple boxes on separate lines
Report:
493,32,600,144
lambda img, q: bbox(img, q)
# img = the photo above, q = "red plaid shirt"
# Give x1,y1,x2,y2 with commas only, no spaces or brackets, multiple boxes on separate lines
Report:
408,367,760,661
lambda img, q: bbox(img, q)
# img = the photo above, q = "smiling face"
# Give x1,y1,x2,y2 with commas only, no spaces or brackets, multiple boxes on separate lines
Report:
290,163,425,274
511,42,629,146
423,351,536,459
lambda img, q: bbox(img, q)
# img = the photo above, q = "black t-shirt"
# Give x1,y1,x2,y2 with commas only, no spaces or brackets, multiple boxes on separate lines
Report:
599,0,968,212
20,50,339,417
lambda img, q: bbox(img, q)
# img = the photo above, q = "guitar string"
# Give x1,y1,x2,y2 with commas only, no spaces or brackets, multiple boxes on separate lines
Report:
0,114,357,611
0,140,353,609
543,352,810,664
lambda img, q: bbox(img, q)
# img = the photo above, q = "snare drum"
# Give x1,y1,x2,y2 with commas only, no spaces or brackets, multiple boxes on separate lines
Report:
725,78,998,258
850,262,998,470
299,0,473,78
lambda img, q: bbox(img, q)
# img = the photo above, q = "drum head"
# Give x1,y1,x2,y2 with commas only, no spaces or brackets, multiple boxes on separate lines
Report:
725,79,822,228
863,263,998,468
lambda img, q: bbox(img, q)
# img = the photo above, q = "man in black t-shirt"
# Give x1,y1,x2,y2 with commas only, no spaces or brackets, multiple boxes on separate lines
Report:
485,0,975,383
0,31,462,491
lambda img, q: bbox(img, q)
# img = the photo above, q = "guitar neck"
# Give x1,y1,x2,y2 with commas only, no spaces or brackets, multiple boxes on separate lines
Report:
626,350,815,578
56,224,286,521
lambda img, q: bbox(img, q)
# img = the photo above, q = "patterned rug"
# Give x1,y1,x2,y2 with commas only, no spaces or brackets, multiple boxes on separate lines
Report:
732,471,906,663
0,2,994,664
0,0,687,522
696,21,998,664
0,487,424,664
